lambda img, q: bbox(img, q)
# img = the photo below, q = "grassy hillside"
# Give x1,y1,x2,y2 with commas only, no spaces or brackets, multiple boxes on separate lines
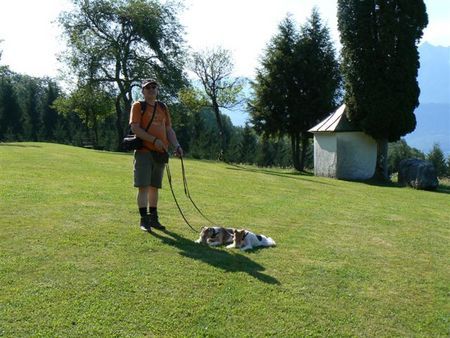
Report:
1,142,449,337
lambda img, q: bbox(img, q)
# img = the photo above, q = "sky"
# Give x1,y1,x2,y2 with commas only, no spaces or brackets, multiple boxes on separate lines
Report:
0,0,449,125
0,0,449,79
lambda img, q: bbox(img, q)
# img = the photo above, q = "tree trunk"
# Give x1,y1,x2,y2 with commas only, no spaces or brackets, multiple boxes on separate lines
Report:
374,138,389,181
291,133,302,171
115,96,123,151
212,99,225,160
299,133,308,171
93,115,99,147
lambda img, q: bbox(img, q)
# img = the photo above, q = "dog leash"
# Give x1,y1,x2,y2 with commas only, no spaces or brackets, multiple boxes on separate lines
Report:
166,155,218,233
166,161,199,233
179,156,217,225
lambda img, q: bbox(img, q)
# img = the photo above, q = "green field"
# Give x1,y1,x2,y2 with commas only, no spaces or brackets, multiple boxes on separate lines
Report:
1,142,449,337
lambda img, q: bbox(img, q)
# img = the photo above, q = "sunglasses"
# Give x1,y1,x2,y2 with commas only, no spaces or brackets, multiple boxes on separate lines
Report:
144,84,158,89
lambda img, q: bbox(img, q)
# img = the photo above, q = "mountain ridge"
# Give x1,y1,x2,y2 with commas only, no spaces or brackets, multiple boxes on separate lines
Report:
404,42,450,155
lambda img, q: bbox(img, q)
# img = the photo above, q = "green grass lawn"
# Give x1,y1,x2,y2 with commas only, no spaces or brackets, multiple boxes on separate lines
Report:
1,142,449,337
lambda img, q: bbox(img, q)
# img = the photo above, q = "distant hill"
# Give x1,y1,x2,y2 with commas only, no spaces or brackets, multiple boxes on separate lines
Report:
404,42,450,156
404,103,450,155
416,42,450,104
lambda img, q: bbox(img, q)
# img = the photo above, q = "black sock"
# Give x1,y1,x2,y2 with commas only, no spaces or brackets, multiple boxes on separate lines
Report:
149,207,157,215
139,207,147,217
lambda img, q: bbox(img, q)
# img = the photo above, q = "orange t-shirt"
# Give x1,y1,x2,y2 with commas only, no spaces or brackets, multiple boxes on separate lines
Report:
129,101,172,152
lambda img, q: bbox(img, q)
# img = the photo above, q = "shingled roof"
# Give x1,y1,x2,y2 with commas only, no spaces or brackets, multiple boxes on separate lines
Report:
308,104,360,133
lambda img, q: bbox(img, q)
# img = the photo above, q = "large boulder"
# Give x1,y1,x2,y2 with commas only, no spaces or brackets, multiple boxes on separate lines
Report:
398,158,439,190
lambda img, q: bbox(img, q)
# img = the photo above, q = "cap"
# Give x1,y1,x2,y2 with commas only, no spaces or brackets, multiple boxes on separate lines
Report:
141,79,158,88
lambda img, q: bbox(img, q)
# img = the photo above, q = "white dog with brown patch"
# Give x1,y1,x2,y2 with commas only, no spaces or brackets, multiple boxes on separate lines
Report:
227,229,276,251
195,226,234,246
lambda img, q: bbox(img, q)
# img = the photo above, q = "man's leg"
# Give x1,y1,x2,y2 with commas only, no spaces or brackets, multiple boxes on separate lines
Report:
137,186,151,231
148,186,158,208
138,186,150,207
148,186,165,230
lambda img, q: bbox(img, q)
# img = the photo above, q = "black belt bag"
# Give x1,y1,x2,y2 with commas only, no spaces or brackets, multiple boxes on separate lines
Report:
121,135,143,151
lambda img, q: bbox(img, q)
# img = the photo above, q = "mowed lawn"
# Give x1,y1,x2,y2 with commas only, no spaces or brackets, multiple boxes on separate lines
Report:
0,142,449,337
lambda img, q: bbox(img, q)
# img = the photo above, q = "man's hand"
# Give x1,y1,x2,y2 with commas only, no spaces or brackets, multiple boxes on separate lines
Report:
154,138,167,152
174,144,184,157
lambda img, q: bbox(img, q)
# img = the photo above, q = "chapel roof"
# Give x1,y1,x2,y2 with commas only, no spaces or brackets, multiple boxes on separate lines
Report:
308,104,360,133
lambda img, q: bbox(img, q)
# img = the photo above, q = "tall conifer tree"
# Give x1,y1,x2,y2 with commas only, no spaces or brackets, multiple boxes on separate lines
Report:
250,11,340,171
338,0,428,179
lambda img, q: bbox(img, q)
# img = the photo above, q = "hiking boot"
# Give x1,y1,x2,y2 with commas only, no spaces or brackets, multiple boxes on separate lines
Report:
140,216,152,232
149,213,166,230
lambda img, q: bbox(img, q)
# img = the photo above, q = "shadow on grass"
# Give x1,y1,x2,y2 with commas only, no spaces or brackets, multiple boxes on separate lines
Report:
226,164,334,186
150,229,280,285
360,177,450,195
436,183,450,194
0,142,42,148
347,177,400,189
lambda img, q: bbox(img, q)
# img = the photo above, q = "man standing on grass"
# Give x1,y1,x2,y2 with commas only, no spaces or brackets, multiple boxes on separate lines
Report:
129,79,183,232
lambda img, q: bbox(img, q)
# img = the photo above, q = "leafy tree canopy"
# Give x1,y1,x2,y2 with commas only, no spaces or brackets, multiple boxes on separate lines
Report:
59,0,187,149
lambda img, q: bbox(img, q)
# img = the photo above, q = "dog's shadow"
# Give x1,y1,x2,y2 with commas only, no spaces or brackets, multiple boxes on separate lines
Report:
150,230,280,285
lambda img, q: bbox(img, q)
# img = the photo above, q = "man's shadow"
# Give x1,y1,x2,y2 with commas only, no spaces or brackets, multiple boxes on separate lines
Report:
149,230,280,285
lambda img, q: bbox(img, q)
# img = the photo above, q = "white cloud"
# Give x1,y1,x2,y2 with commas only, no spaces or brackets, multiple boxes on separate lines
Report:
422,21,450,47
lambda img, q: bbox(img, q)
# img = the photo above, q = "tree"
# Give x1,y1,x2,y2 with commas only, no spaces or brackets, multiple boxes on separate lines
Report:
250,16,297,141
172,86,210,154
427,143,447,177
446,155,450,178
387,138,424,174
250,11,340,171
0,72,21,140
338,0,428,180
59,0,186,149
53,83,114,147
256,137,276,167
238,123,258,164
41,80,61,140
295,8,341,167
16,76,43,142
191,47,243,160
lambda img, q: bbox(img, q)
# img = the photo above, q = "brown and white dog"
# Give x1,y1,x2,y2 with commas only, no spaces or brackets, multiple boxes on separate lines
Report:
195,226,234,246
227,229,276,251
